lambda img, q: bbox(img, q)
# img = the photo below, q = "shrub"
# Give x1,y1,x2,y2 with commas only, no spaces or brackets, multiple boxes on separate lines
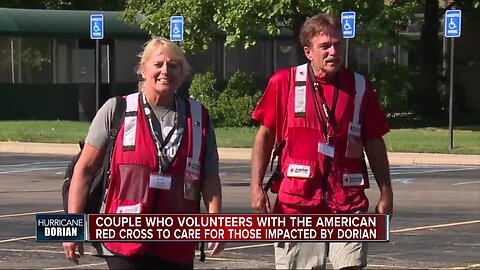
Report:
219,71,263,127
223,71,263,98
368,61,416,114
188,70,222,122
188,70,264,127
188,70,218,104
216,91,262,127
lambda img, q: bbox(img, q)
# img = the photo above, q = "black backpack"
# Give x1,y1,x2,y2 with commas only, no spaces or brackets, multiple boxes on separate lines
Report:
62,96,126,213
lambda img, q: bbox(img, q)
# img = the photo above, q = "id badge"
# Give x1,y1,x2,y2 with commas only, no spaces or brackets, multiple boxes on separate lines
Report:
149,173,172,190
185,157,201,175
318,142,335,158
184,157,201,201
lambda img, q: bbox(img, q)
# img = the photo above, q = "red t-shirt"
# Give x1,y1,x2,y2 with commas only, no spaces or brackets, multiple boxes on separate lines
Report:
253,67,390,213
252,67,389,143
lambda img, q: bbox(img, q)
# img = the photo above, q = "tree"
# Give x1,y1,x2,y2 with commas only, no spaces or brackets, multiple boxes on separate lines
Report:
1,0,125,10
417,0,442,117
122,0,419,55
417,0,480,117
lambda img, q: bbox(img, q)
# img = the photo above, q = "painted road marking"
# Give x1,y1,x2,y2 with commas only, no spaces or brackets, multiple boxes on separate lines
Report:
0,236,35,243
0,210,63,218
452,180,480,186
44,262,107,270
391,220,480,233
0,161,69,174
0,161,69,167
0,167,66,174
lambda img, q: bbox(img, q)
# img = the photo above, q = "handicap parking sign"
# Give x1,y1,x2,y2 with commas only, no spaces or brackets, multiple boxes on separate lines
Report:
90,14,104,39
445,10,461,38
170,16,184,41
341,11,356,39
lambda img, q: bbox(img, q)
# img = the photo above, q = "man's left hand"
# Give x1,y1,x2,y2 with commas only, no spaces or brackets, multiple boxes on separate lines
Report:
376,188,393,220
208,242,225,256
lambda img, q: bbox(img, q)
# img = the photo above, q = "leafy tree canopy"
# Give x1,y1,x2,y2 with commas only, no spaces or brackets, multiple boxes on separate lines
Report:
122,0,421,53
1,0,125,11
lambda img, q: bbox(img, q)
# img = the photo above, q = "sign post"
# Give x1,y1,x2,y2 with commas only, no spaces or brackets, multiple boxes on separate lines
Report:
444,9,461,149
170,16,184,42
341,11,356,68
90,14,104,112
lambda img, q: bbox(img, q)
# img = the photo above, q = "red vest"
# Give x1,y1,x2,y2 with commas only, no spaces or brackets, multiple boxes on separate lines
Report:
103,92,208,265
275,64,370,214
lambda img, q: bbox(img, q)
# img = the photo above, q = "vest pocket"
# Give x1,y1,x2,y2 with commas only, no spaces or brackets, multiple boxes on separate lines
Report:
278,158,321,207
117,164,150,203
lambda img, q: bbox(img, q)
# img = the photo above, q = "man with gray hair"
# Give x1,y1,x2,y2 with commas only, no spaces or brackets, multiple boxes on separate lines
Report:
250,13,393,269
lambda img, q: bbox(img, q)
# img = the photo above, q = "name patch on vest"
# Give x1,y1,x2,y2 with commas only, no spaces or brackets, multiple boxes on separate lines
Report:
184,157,201,201
287,164,311,178
116,203,141,214
342,173,365,187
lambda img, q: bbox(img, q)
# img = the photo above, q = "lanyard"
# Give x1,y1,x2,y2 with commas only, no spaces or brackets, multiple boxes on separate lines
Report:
308,64,339,144
141,92,177,173
307,64,340,204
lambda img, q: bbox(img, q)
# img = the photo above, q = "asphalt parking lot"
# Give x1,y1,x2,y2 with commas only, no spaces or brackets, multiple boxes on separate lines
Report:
1,152,479,269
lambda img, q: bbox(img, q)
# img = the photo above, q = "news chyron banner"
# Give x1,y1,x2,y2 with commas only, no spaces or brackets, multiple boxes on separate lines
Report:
36,214,389,242
36,214,85,242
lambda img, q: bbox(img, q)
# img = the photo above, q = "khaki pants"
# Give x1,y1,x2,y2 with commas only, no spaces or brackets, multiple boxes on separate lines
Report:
274,242,367,269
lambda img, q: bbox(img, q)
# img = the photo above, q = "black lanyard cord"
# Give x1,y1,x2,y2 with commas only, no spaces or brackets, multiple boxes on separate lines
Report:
308,64,340,143
141,92,178,173
307,64,340,203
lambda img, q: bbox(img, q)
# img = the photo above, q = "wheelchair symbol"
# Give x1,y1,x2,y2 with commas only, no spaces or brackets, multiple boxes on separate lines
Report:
173,24,180,34
448,18,457,30
343,20,352,31
93,22,101,32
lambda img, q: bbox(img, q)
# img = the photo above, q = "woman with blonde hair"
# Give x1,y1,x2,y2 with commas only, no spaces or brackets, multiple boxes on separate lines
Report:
63,37,223,269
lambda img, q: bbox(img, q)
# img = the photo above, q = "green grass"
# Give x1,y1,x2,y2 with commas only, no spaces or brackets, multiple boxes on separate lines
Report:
385,127,480,155
0,121,479,154
0,121,90,143
215,127,257,148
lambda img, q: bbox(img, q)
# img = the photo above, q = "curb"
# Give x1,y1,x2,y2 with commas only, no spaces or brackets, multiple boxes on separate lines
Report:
0,142,479,166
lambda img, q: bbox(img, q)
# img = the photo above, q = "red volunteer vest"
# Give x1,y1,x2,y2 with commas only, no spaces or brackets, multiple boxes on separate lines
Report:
103,92,208,265
275,64,370,214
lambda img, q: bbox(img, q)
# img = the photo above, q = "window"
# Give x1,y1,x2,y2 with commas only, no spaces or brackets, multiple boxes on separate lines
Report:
14,38,52,84
0,38,13,83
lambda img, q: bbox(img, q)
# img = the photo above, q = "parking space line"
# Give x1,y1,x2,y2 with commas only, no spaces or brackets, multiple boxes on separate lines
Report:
0,161,69,167
0,248,72,254
429,264,480,270
44,262,107,270
223,243,272,251
453,180,480,186
0,167,66,174
0,210,63,218
391,220,480,233
0,236,35,243
390,167,479,175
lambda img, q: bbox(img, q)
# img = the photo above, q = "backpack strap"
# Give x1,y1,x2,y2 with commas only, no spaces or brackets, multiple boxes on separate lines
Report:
109,96,127,140
100,96,126,202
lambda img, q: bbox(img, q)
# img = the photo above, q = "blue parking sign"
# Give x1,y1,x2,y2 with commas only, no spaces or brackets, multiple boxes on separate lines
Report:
90,14,104,40
341,11,356,39
445,10,461,38
170,16,184,41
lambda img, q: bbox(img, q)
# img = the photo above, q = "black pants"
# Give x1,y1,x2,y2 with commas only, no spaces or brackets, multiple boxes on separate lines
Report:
105,255,193,270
